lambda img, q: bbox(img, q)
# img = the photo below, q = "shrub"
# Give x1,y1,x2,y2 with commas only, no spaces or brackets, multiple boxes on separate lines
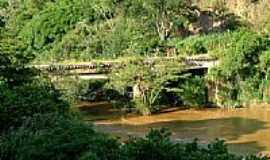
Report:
56,78,123,103
0,79,69,132
1,125,267,160
174,30,246,57
176,39,208,55
177,76,207,107
0,113,121,160
121,128,184,160
76,80,121,102
107,59,185,115
120,128,265,160
208,30,270,106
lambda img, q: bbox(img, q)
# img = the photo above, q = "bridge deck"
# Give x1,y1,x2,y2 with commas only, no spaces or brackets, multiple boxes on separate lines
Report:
35,55,218,77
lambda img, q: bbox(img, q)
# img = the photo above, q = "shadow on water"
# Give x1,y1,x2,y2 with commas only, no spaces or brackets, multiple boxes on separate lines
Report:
95,117,268,155
78,102,122,120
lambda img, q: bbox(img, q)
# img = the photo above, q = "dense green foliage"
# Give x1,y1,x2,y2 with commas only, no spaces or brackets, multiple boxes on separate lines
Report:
0,114,121,160
177,76,207,107
1,1,270,159
120,128,264,160
0,38,37,86
209,31,270,106
60,78,121,102
0,0,269,108
1,124,268,160
0,81,69,132
0,0,245,62
0,35,69,132
174,31,243,57
107,58,186,115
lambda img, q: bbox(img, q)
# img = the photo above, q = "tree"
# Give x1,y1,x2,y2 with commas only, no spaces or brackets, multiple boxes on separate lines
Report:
0,32,69,132
0,0,8,27
208,30,270,106
0,0,116,61
260,50,270,80
0,113,121,160
123,0,197,41
0,36,37,86
259,50,270,101
107,58,185,115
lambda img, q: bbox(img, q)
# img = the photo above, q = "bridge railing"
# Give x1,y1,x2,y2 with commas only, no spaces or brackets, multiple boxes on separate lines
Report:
34,55,218,75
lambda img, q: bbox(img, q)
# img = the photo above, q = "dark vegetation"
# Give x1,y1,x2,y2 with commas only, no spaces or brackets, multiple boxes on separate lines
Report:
0,0,270,110
0,0,270,158
0,0,268,112
0,0,243,62
0,44,268,159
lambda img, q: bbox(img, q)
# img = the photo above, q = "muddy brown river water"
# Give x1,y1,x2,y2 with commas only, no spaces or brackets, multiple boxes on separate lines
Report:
79,102,270,155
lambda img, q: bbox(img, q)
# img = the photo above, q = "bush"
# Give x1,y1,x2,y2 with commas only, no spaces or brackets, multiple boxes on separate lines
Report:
176,39,208,55
0,113,121,160
76,80,121,102
208,30,270,106
0,80,69,132
120,128,266,160
121,128,184,160
174,30,246,57
177,76,207,107
1,124,268,160
107,59,185,115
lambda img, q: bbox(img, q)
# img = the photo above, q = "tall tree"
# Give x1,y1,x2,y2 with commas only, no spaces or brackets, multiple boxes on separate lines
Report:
123,0,197,40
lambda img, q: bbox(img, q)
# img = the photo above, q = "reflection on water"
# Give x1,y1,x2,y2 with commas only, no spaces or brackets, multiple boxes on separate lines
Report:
78,102,270,155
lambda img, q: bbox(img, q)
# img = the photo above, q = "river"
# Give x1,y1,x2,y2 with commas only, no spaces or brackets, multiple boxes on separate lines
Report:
78,102,270,155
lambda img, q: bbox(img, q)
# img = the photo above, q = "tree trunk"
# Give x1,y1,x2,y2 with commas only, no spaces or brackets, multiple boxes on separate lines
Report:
133,83,142,100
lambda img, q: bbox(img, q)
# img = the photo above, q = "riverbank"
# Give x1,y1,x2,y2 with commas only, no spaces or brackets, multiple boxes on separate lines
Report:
78,102,270,155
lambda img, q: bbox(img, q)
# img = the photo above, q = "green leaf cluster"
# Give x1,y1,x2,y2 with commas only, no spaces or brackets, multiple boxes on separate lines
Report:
208,31,270,106
107,58,187,114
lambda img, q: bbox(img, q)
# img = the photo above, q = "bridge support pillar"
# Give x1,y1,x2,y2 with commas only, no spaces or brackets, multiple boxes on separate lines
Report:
207,71,221,106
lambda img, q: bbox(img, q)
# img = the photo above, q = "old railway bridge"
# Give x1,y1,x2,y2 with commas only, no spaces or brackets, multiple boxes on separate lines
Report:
36,54,219,80
35,54,220,103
